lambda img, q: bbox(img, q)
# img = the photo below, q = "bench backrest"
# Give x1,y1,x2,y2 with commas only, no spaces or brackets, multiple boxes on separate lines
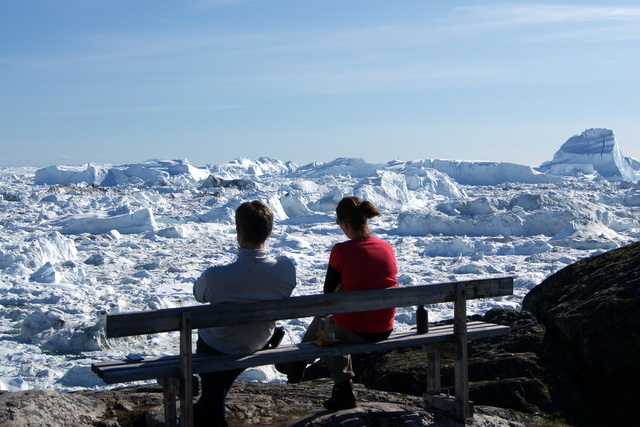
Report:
106,277,513,338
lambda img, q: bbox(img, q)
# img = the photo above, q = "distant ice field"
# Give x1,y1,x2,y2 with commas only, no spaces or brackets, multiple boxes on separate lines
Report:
0,155,639,392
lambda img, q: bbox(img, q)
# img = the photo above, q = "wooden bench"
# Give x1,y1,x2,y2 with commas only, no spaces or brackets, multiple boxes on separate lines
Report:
92,277,513,426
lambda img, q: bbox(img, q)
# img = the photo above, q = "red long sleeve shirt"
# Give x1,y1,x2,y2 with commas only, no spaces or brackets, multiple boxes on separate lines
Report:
328,236,397,333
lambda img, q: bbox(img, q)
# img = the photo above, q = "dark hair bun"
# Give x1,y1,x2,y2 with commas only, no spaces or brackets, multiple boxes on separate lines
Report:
359,200,380,219
335,196,380,238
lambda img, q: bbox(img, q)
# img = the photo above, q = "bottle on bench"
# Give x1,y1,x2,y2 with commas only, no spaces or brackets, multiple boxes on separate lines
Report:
416,305,428,334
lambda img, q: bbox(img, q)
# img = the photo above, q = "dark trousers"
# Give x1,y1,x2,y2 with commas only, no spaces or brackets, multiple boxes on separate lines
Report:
194,337,245,427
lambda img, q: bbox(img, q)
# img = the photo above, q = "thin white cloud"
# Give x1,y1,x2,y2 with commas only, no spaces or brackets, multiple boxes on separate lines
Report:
34,105,245,117
450,4,640,43
525,22,640,42
457,4,640,25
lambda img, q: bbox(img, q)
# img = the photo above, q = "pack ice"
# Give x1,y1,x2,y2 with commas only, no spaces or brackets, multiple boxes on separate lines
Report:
0,130,639,392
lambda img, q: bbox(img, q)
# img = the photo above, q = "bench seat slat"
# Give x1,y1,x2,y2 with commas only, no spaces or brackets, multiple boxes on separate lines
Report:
93,321,509,384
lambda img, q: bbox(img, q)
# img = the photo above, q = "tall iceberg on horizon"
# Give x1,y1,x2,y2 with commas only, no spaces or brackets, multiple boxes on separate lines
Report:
538,128,638,182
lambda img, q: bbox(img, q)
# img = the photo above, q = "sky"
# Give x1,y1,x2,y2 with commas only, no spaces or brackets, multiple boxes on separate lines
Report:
1,1,639,169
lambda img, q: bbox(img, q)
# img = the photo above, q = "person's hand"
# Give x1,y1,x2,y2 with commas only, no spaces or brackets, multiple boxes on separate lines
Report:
335,282,343,292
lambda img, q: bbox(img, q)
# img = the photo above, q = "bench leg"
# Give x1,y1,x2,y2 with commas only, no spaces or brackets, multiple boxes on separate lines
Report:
422,284,474,421
425,347,441,395
453,283,473,420
179,311,194,427
423,343,450,413
422,342,474,420
158,377,178,427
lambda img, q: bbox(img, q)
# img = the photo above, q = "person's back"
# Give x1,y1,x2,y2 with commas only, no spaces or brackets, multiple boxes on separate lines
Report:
329,235,396,334
194,248,295,353
192,200,296,426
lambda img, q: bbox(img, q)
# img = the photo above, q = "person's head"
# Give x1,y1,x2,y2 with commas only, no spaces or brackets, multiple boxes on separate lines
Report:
335,196,380,239
235,200,274,248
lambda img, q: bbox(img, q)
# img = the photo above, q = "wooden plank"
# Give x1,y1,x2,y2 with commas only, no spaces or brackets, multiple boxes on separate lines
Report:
94,323,468,373
93,322,510,374
95,322,508,371
93,322,510,384
179,312,193,427
453,282,471,420
425,351,440,395
106,277,513,338
158,378,178,427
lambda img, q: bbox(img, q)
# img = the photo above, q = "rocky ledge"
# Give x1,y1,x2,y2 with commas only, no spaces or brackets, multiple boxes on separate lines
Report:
0,380,553,426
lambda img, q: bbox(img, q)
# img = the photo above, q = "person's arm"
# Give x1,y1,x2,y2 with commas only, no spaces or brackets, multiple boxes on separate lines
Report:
323,264,341,294
193,270,209,303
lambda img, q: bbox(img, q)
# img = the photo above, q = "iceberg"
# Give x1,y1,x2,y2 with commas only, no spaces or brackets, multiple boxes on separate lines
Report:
0,232,77,270
208,157,298,179
389,159,559,185
29,262,60,283
294,158,385,179
35,159,209,187
34,164,108,186
100,164,170,187
54,208,158,235
386,161,465,198
146,159,210,181
549,219,622,250
353,171,410,212
101,159,209,186
539,128,639,182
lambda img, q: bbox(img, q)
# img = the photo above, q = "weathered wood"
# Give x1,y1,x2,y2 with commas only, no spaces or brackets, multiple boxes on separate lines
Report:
105,277,513,338
92,276,515,423
93,321,510,384
179,312,193,427
425,351,440,395
158,377,178,427
453,282,471,419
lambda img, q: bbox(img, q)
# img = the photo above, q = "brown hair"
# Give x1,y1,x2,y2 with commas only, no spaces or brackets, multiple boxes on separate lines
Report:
335,196,380,238
235,200,273,244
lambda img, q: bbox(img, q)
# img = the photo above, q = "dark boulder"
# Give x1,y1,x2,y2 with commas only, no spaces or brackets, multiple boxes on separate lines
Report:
522,240,640,425
302,309,556,416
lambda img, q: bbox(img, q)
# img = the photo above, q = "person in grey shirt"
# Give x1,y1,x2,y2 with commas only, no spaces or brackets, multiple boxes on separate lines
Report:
193,200,296,427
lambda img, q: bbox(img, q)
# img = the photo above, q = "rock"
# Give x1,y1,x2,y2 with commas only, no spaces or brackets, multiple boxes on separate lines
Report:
0,389,108,426
522,240,640,425
0,381,549,426
348,310,556,417
469,378,551,415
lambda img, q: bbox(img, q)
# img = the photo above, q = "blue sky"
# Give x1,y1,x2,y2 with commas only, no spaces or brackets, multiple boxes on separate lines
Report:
2,1,639,168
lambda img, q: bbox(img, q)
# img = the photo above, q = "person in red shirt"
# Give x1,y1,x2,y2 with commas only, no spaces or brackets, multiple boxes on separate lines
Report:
277,196,398,410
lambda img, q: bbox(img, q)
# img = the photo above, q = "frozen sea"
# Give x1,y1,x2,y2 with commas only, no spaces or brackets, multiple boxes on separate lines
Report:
1,156,639,392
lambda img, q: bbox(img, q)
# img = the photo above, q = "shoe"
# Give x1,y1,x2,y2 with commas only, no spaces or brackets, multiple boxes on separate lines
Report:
323,379,357,411
275,361,306,383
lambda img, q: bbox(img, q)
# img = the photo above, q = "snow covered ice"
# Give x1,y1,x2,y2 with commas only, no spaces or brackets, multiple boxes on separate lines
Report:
1,129,639,392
